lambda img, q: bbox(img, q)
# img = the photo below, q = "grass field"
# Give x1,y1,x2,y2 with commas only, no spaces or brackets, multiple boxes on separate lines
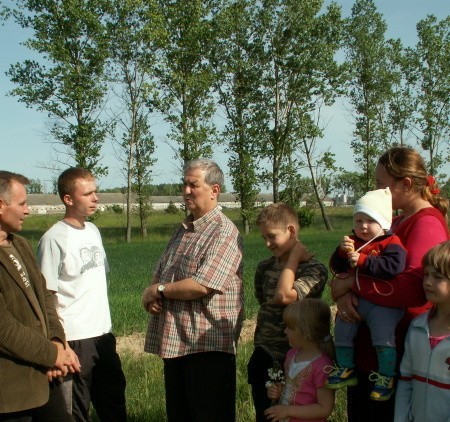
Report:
22,206,353,421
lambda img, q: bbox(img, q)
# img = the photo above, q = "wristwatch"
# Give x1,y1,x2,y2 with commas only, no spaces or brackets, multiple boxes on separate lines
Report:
157,284,166,298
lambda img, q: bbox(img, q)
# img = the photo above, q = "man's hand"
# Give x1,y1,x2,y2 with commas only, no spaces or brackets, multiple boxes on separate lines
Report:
65,344,81,374
46,345,80,382
53,346,73,377
142,285,163,314
146,299,163,315
46,367,64,382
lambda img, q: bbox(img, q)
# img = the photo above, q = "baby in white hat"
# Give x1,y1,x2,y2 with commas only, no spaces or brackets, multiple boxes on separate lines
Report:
326,188,407,402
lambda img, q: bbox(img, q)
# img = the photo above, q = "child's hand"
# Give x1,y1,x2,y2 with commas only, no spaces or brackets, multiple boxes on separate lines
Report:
347,251,360,268
290,240,313,263
340,236,355,253
266,382,282,400
264,404,289,421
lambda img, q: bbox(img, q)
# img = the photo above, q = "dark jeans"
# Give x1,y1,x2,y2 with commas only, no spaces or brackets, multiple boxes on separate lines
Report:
164,351,236,422
69,333,126,422
247,346,284,422
0,381,73,422
347,369,395,422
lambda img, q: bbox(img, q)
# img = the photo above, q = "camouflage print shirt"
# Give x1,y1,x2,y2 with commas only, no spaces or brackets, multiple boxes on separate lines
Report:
253,256,328,361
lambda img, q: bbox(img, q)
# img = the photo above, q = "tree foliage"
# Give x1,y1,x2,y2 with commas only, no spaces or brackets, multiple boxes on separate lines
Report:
155,0,218,166
27,178,44,194
344,0,396,191
385,39,417,147
332,170,366,200
412,15,450,175
250,0,342,202
7,0,110,176
4,0,450,224
211,0,260,233
106,0,160,240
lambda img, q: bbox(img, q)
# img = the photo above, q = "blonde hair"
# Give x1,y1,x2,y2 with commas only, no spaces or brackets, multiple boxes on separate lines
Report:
378,147,448,217
422,241,450,280
283,298,335,361
256,202,299,230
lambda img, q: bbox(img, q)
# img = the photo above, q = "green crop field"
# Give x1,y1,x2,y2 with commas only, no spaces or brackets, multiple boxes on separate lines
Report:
22,207,353,421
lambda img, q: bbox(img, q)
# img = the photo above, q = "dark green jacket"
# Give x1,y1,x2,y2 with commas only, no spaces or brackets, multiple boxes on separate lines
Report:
0,234,65,413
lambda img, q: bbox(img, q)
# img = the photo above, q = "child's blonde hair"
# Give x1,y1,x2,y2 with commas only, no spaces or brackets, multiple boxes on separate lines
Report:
422,240,450,280
283,298,335,360
256,202,299,230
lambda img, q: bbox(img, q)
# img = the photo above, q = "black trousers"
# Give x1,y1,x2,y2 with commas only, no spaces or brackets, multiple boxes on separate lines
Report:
0,381,73,422
164,351,236,422
68,333,126,422
247,346,283,422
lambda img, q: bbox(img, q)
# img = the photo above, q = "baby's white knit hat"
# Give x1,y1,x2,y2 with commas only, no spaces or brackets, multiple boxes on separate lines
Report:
353,187,392,230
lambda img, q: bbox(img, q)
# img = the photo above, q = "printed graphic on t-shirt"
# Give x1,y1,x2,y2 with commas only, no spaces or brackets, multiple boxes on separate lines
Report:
79,245,104,274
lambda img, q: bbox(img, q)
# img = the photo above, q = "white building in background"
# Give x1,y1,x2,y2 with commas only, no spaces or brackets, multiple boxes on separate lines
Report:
26,193,274,215
335,193,348,206
27,192,340,215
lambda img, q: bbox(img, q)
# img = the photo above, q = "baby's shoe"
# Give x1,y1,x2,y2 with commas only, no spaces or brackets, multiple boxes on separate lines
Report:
369,371,395,401
324,365,358,389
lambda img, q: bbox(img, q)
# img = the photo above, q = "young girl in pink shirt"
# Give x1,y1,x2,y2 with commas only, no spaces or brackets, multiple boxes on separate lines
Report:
265,299,335,422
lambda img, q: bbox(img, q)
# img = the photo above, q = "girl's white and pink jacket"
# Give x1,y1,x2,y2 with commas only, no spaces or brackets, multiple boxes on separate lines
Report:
395,310,450,422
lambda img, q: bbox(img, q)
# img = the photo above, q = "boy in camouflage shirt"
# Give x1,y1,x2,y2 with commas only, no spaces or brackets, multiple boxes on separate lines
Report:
247,203,328,421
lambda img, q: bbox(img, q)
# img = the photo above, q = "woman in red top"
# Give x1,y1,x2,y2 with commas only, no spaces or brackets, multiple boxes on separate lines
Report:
331,146,449,421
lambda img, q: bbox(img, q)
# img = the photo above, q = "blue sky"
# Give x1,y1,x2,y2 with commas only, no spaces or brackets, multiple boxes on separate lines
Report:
1,0,449,191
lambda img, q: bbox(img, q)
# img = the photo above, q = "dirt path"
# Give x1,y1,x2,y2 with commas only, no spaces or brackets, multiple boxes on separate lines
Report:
116,318,257,357
116,306,336,357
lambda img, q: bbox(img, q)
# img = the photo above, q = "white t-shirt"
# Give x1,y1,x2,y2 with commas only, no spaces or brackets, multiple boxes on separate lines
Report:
38,220,112,341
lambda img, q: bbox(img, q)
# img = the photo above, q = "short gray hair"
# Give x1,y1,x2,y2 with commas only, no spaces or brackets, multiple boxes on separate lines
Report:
183,159,224,189
0,171,29,204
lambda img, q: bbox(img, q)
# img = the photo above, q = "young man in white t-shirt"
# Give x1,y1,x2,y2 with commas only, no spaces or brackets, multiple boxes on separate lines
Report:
38,168,126,422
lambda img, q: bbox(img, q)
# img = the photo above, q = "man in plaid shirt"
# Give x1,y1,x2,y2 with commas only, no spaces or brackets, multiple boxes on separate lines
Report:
142,158,244,422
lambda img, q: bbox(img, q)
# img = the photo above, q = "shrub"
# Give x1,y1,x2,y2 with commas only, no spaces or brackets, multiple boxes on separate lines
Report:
297,206,315,228
164,201,180,214
111,204,123,214
87,209,101,223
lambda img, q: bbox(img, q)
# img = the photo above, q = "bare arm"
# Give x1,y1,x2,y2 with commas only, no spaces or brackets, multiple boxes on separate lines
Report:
142,277,214,312
272,241,312,305
265,387,335,421
330,274,361,323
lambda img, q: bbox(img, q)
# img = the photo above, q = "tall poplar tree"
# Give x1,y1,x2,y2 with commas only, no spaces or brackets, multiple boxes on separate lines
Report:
250,0,342,202
344,0,396,191
211,0,260,233
106,0,160,240
295,109,338,231
386,39,416,147
412,15,450,175
7,0,110,176
154,0,217,167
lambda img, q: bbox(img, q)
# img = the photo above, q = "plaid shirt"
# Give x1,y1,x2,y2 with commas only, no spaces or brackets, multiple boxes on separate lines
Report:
144,206,244,358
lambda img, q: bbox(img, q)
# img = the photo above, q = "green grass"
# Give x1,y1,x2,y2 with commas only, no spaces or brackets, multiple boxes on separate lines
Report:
22,206,353,421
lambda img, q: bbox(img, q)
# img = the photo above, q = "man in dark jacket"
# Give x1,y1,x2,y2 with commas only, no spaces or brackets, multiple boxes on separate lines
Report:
0,170,76,421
